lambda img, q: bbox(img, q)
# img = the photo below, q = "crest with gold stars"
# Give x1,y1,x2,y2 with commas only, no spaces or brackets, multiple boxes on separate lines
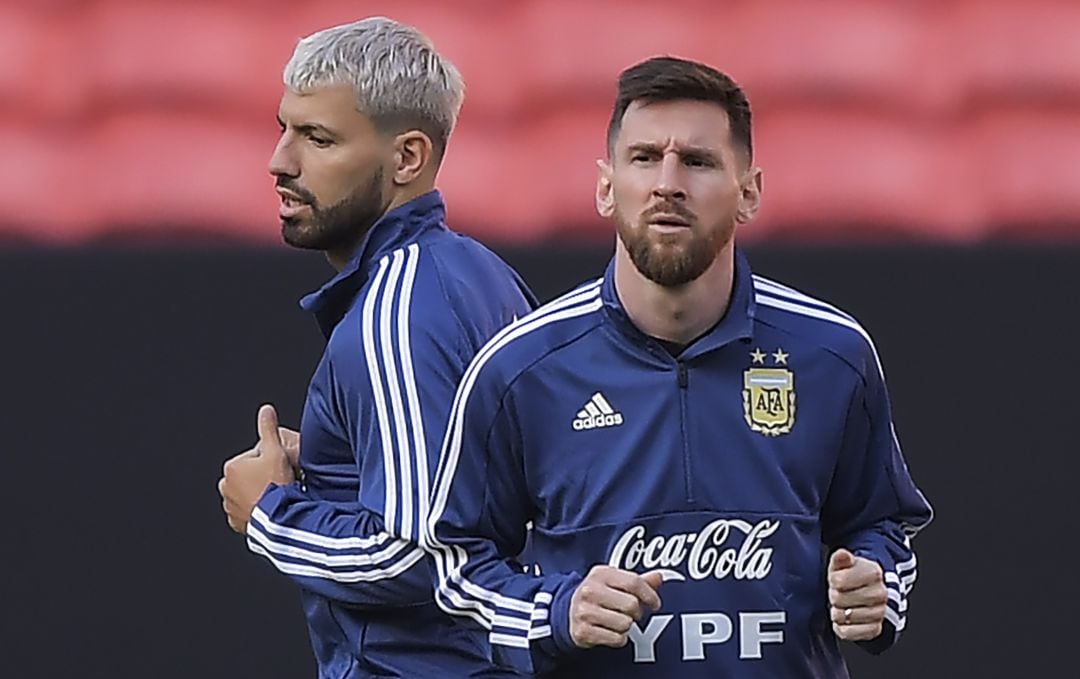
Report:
742,347,795,436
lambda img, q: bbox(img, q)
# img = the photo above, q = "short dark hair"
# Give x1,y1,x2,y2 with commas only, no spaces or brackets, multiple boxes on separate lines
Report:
607,56,753,160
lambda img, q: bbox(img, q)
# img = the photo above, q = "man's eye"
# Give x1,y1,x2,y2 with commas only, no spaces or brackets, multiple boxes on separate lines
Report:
632,154,653,162
310,136,332,147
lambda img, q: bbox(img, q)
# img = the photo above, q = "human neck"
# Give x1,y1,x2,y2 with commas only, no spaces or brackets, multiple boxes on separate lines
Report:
613,240,736,345
325,182,435,272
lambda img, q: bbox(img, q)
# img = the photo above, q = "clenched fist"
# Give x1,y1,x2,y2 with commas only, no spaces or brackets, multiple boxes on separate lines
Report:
217,404,297,534
827,548,888,641
569,565,664,649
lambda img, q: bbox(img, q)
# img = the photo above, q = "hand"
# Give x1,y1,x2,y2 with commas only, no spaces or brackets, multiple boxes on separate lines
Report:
278,426,300,471
569,566,664,649
218,405,296,535
827,548,888,641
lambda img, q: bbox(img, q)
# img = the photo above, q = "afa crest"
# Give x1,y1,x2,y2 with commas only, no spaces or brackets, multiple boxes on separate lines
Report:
743,348,795,436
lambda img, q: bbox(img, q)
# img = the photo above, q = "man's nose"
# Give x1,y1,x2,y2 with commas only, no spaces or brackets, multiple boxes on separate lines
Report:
268,135,299,178
652,153,686,200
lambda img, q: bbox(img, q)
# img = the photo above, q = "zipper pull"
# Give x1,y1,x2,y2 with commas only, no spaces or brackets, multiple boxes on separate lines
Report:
677,362,688,389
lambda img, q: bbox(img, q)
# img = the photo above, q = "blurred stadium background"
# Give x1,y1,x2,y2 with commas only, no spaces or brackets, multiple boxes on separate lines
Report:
3,1,1077,677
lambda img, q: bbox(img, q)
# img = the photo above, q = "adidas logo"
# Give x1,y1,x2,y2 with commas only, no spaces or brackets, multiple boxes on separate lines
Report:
572,392,624,431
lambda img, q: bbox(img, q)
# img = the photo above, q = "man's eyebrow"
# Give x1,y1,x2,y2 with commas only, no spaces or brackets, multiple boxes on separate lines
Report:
625,142,723,163
626,142,663,153
277,117,339,138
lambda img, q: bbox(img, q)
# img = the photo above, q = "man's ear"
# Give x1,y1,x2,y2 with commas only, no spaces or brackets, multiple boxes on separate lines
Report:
736,166,763,224
596,159,615,218
391,130,434,185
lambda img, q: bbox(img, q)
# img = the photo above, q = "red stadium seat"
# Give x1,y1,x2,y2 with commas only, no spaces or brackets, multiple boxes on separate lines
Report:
0,119,91,240
83,0,286,115
514,0,724,109
971,108,1080,238
0,6,56,115
1,0,1077,244
84,112,280,240
437,120,550,242
954,0,1080,106
750,108,985,242
294,0,526,119
441,106,612,242
722,0,956,114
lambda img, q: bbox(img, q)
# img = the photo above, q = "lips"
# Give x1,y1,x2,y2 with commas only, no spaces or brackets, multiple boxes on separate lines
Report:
277,188,311,219
647,213,691,228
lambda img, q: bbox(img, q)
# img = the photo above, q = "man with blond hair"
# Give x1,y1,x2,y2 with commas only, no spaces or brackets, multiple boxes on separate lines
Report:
217,17,534,677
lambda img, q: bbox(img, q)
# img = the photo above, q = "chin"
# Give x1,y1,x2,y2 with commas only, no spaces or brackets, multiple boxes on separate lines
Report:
281,220,321,250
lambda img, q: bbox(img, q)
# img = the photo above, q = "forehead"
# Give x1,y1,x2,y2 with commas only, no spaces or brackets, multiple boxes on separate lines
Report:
278,83,372,130
616,99,734,151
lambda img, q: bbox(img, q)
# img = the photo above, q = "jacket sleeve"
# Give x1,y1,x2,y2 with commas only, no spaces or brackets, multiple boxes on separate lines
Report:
245,246,475,608
425,348,583,676
821,339,934,653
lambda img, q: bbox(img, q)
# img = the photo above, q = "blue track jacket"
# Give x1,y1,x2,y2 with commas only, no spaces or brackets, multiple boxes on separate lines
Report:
246,191,536,678
427,251,933,677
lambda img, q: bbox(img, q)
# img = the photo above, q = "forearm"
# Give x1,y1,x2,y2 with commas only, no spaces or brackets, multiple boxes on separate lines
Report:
837,521,917,650
247,482,432,607
427,536,583,674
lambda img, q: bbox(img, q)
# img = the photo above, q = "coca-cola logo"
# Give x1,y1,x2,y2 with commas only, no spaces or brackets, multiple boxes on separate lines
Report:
608,519,779,582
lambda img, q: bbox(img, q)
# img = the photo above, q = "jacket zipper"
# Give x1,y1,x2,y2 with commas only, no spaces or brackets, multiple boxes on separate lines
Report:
677,361,694,503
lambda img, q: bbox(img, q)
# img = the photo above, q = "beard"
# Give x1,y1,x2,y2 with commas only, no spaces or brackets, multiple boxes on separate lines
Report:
278,167,387,252
615,202,735,288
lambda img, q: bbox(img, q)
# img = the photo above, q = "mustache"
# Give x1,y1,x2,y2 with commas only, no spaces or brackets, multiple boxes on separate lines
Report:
275,178,317,204
642,201,696,222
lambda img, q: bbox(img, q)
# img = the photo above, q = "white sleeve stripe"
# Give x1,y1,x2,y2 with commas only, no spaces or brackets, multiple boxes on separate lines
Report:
534,592,553,604
896,554,917,573
362,255,398,533
397,243,430,543
754,292,882,374
493,614,532,631
754,290,935,534
376,248,413,541
885,570,917,591
424,286,604,623
529,625,552,640
248,538,425,582
359,245,427,544
487,625,553,649
433,577,494,629
430,547,497,626
247,523,411,569
884,607,907,632
886,589,909,611
489,633,529,649
752,275,857,323
452,567,534,614
249,506,392,551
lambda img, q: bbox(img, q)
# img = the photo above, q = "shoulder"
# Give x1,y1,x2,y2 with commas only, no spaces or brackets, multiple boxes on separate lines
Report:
422,228,525,289
460,278,606,398
751,274,886,382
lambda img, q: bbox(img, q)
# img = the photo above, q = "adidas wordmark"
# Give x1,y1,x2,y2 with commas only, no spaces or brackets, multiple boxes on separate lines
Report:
572,392,624,430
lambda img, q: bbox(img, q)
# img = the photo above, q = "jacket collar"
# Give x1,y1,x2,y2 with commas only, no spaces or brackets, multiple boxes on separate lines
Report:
299,190,447,337
599,248,757,360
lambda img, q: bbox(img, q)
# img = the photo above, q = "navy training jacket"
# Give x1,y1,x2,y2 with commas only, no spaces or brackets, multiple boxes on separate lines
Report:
427,251,933,677
246,191,536,678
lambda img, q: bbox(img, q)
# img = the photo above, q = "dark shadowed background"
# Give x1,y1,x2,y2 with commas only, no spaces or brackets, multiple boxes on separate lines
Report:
4,245,1077,678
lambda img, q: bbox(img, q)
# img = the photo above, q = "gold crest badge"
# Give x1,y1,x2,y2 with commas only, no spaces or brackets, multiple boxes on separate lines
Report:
743,348,795,436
